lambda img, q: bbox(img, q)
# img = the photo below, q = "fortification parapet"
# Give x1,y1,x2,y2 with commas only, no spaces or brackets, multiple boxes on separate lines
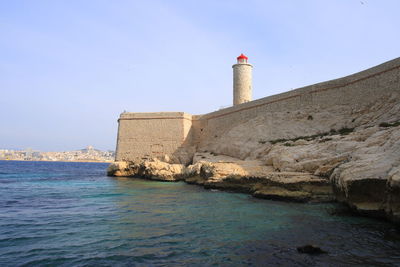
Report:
116,112,193,163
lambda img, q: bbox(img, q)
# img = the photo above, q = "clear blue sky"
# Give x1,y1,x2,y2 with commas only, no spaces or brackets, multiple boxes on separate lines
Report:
1,0,399,151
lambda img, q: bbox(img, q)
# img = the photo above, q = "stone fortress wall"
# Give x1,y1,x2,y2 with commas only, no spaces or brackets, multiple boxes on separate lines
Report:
115,57,400,163
116,112,193,161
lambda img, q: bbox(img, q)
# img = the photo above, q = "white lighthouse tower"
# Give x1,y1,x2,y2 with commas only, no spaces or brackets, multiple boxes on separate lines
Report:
233,53,253,106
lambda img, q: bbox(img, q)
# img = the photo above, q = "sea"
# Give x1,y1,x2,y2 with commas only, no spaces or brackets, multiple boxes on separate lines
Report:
0,161,399,266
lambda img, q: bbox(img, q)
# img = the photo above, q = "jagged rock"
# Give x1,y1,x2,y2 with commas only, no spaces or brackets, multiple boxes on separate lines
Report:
383,228,400,241
107,159,186,181
107,161,133,176
330,126,400,220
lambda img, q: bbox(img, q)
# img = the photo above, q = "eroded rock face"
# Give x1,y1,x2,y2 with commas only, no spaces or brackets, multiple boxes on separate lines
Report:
107,161,133,177
329,127,400,219
107,159,186,181
256,124,400,222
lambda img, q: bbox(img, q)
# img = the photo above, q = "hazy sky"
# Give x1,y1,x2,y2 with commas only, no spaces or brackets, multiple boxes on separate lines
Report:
1,0,399,151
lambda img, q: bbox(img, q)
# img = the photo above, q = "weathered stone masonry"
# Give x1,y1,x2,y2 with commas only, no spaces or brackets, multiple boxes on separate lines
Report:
115,112,193,162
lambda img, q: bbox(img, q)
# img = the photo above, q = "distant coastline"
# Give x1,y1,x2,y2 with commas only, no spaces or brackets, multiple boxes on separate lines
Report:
0,159,112,163
0,146,114,162
0,157,114,163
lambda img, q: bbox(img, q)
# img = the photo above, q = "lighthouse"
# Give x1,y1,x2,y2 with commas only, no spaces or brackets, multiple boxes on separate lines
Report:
233,53,253,106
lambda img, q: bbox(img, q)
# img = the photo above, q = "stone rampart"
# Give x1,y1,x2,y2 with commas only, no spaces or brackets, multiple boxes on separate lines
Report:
194,57,400,149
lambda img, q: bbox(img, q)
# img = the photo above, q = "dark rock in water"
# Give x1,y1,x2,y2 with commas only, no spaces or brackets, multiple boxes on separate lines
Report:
297,245,327,254
384,228,400,241
327,206,357,217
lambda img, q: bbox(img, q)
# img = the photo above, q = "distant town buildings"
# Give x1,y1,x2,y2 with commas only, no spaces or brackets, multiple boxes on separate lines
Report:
0,146,114,162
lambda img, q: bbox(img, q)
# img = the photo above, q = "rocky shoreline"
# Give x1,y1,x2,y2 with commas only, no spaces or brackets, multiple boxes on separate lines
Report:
108,123,400,224
108,157,334,202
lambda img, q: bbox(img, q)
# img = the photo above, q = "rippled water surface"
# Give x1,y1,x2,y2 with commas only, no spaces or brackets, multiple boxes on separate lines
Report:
1,161,400,266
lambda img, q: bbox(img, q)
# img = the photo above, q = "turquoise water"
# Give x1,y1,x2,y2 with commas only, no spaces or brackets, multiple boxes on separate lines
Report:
1,161,400,266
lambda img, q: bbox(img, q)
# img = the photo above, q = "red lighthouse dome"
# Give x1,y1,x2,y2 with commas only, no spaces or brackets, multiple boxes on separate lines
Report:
237,53,248,63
